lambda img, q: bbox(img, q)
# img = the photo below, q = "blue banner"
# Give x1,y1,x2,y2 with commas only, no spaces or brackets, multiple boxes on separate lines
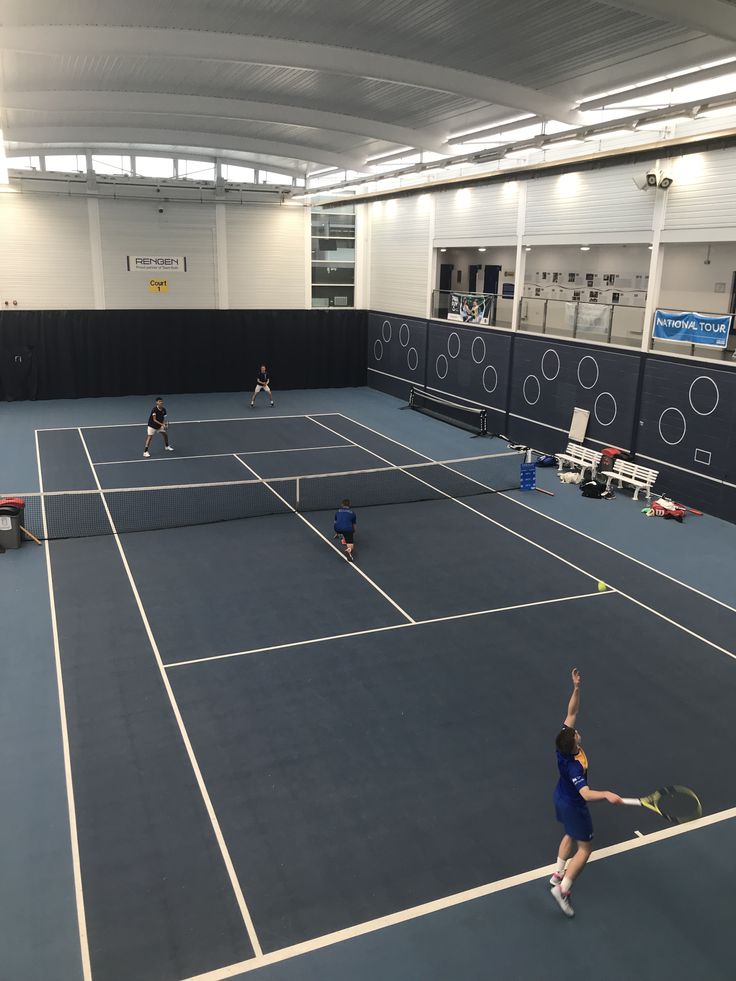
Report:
653,309,731,347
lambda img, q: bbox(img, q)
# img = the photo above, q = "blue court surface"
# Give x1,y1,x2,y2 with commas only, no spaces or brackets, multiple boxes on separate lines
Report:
2,388,735,981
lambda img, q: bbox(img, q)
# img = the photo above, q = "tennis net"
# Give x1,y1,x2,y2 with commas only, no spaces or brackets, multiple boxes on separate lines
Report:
409,388,488,436
9,450,524,541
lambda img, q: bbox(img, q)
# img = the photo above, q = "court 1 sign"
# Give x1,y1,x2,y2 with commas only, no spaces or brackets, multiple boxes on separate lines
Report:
653,309,731,347
148,279,169,293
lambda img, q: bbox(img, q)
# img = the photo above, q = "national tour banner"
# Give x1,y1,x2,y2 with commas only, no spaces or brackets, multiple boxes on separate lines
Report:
652,309,731,347
127,256,187,272
447,292,490,325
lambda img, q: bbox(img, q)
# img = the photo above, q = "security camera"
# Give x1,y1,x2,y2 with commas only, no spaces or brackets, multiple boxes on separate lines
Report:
632,173,650,191
646,170,658,187
658,172,674,189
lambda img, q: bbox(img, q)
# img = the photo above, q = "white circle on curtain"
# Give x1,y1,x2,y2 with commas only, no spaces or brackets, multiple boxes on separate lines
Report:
541,348,560,381
471,336,487,364
382,320,392,342
593,392,617,427
482,364,498,393
407,347,419,371
688,375,719,416
399,323,410,347
447,332,461,359
436,354,449,379
577,355,599,390
523,374,541,405
658,407,687,445
373,339,384,361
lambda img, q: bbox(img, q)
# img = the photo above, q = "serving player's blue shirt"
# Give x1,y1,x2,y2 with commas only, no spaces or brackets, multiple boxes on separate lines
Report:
334,506,356,534
555,728,589,806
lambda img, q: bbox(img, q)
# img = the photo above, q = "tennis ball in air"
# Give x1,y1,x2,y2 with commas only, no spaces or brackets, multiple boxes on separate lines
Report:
597,581,607,592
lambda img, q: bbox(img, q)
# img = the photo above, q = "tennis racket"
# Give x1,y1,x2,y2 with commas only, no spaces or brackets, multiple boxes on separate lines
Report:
621,785,702,824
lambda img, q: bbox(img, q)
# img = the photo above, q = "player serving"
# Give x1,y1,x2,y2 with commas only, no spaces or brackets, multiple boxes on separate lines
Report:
550,668,622,918
143,397,174,458
251,364,274,407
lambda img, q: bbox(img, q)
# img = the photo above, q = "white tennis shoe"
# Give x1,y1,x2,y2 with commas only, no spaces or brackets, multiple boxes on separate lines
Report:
143,451,150,458
166,445,174,451
550,884,574,917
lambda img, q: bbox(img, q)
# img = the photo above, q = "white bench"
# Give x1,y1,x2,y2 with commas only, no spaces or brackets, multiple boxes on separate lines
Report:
601,459,658,501
556,443,602,476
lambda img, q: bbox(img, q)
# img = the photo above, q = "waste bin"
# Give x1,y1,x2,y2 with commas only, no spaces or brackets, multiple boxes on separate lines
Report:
0,500,24,549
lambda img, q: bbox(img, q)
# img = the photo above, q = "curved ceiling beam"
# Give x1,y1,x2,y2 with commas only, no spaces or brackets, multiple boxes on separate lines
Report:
600,0,736,42
6,125,366,171
5,90,447,154
2,26,583,124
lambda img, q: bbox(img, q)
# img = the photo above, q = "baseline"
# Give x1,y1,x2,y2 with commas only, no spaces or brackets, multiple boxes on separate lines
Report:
179,805,736,981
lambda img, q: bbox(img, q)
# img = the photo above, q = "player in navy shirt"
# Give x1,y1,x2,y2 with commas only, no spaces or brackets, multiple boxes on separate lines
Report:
549,668,622,917
143,398,174,458
333,499,356,561
250,364,274,407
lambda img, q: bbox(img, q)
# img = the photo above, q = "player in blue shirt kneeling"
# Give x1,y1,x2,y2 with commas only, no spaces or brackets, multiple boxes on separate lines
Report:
550,668,622,917
333,499,356,562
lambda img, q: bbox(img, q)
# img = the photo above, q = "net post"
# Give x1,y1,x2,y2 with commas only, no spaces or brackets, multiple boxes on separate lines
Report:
296,477,300,507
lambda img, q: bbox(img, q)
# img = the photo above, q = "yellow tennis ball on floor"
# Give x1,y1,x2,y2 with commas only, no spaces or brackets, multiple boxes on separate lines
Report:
597,581,607,592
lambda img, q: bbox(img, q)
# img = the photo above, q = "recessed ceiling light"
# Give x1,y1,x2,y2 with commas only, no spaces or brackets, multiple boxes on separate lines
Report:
440,248,447,252
478,247,487,252
524,246,532,252
580,246,591,251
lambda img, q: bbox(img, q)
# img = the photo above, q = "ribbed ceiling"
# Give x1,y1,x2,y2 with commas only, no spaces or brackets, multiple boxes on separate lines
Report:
1,0,731,173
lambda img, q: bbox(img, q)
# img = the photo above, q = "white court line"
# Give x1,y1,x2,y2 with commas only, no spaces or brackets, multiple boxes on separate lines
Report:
94,443,351,467
76,429,263,959
178,805,736,981
337,413,736,619
329,415,736,663
164,589,612,669
232,455,415,625
35,412,339,432
34,432,93,981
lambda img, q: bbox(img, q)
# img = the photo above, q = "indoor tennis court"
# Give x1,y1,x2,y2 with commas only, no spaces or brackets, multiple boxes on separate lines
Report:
8,394,733,981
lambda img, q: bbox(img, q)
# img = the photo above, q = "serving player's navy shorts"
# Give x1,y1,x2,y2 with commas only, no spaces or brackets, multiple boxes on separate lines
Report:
554,794,594,842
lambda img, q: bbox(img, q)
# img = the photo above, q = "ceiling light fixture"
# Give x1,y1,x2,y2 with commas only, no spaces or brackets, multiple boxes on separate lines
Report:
580,246,591,251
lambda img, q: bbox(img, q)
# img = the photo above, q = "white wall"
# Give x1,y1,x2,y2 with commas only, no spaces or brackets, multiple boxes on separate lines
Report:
99,200,217,309
0,193,95,308
664,149,736,240
659,242,736,314
0,192,307,310
226,205,306,309
434,182,519,244
369,196,431,317
524,165,656,244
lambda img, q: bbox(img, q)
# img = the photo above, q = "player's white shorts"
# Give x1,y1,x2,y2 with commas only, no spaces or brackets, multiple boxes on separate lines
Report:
147,426,164,436
254,384,271,392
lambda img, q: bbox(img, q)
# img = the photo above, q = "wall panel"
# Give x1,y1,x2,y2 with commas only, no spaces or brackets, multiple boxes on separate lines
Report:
434,183,519,242
508,336,641,451
367,312,427,401
426,321,511,424
369,198,431,318
664,148,736,233
99,200,217,308
227,205,306,309
0,193,94,308
525,166,655,240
